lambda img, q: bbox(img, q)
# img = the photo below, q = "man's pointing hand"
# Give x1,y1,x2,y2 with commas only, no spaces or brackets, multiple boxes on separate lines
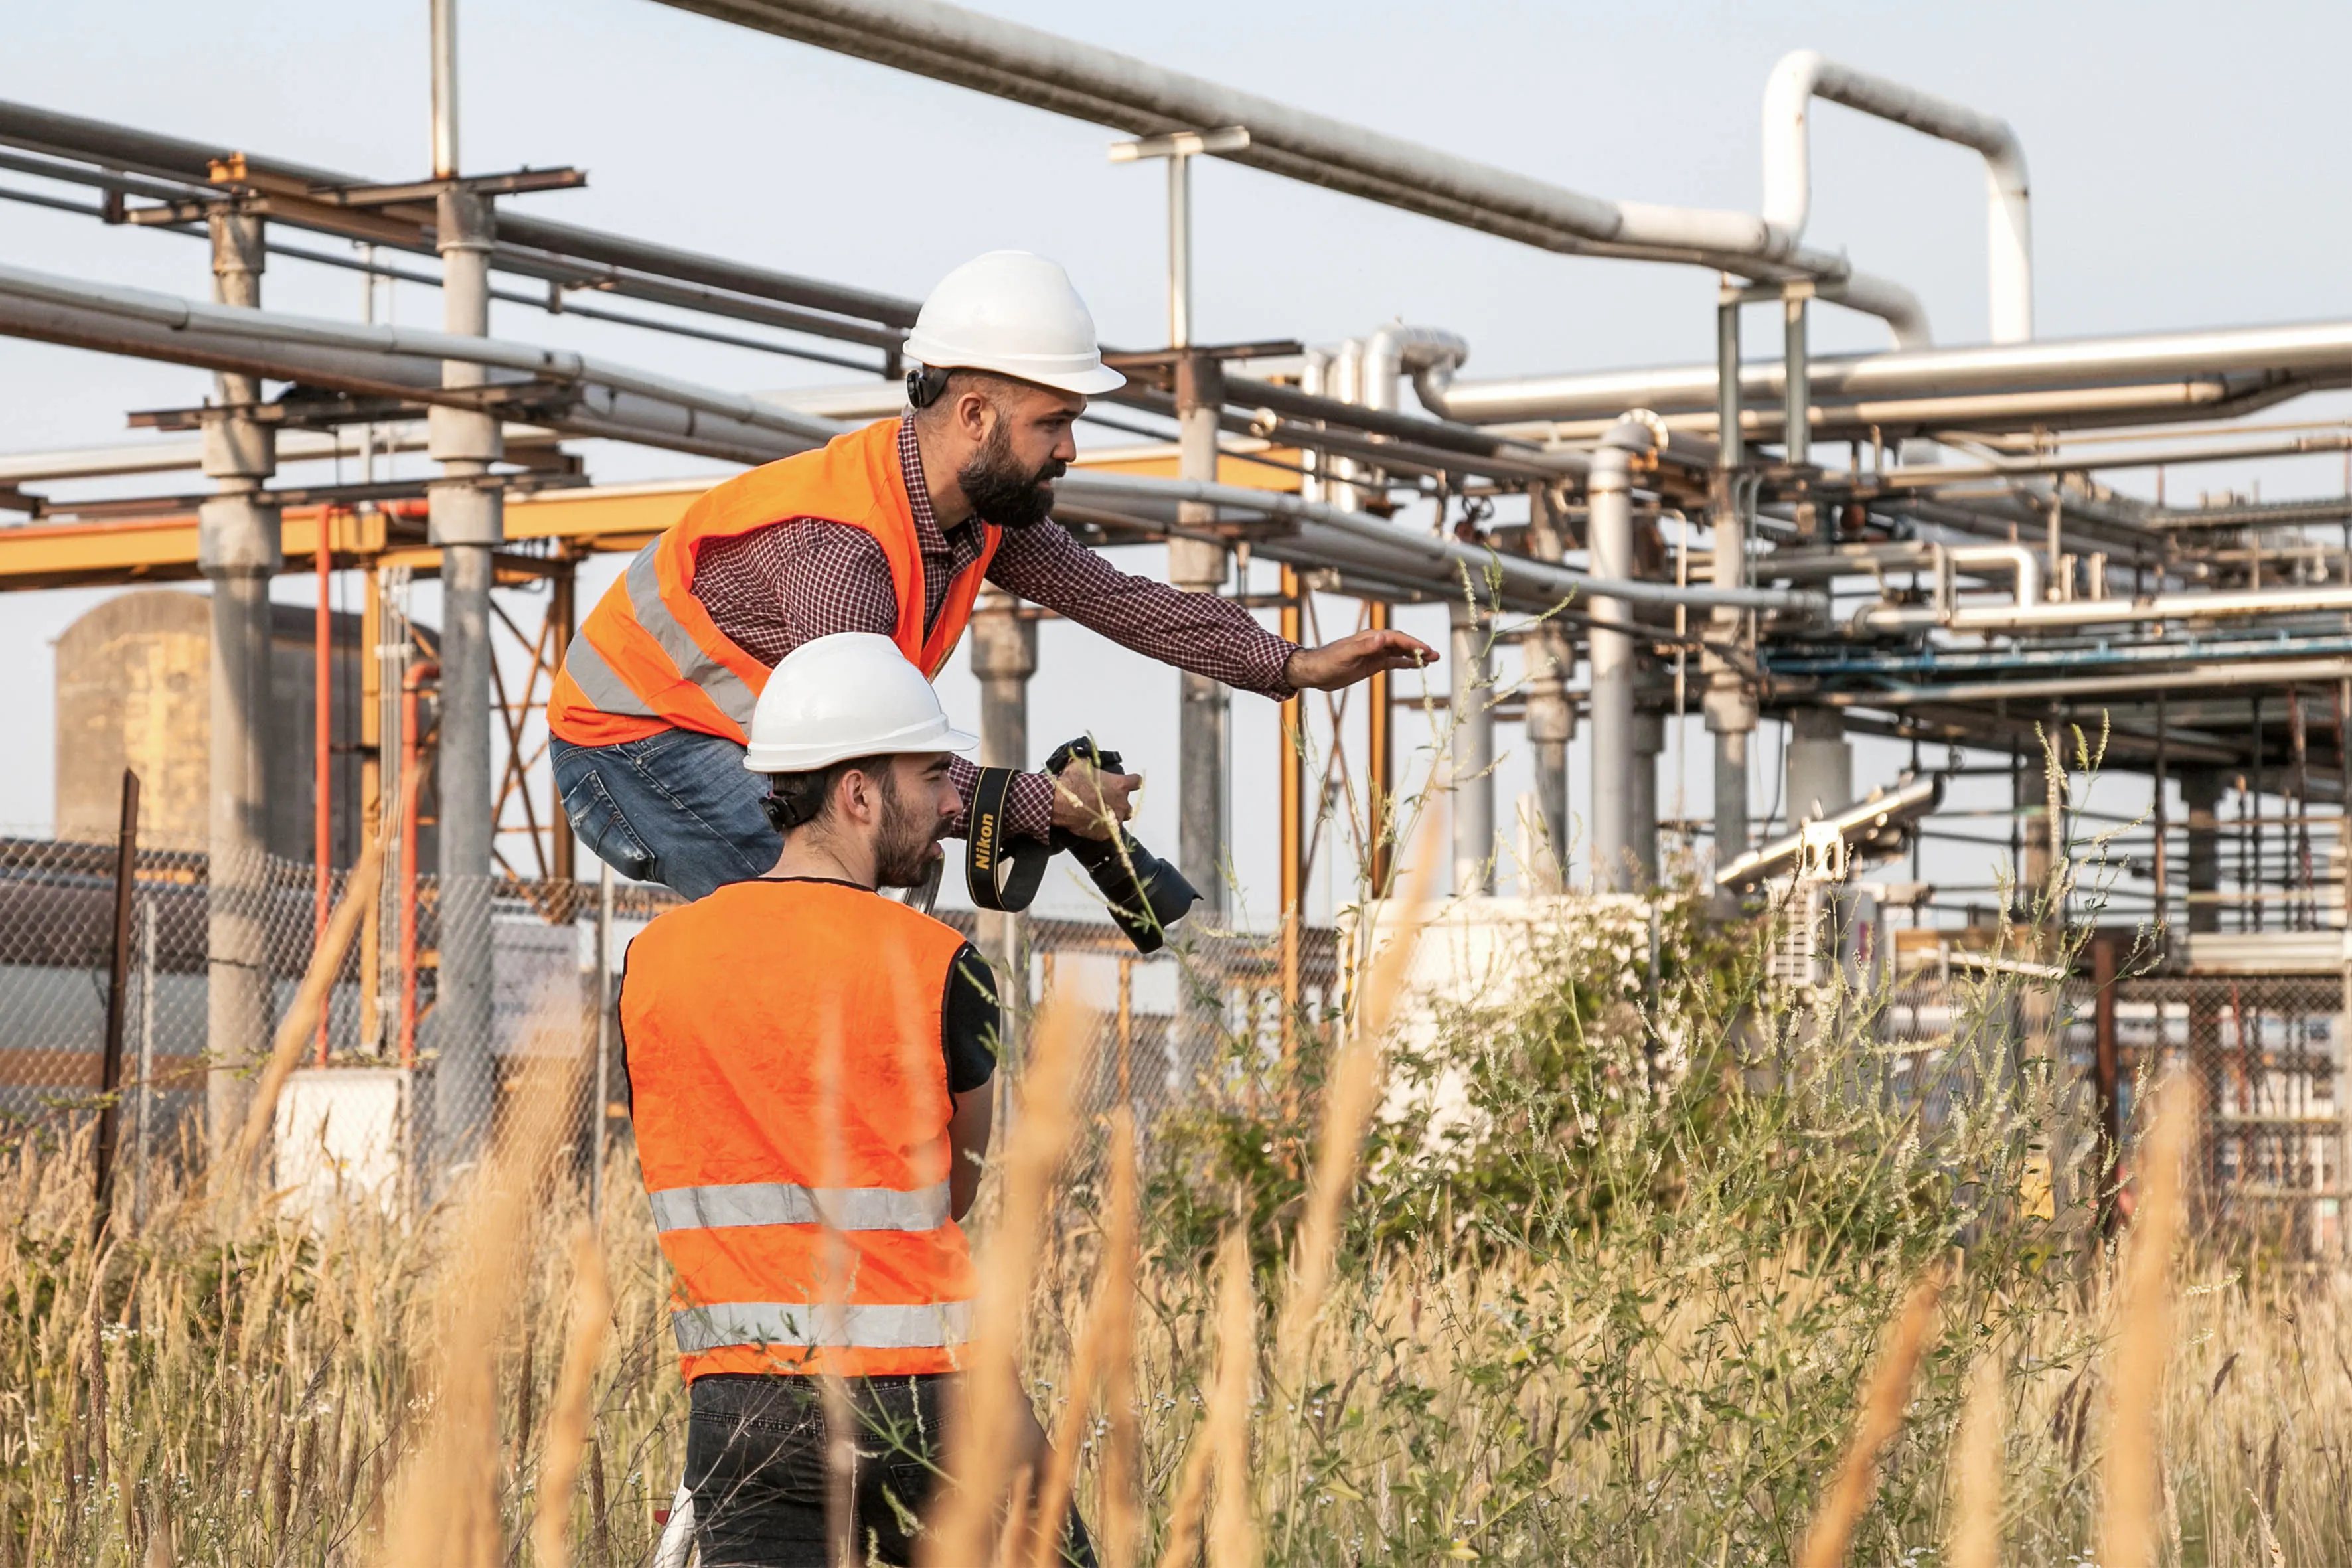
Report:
1283,628,1439,693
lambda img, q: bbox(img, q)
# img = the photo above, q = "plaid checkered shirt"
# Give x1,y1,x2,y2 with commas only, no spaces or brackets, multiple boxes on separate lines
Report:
692,421,1298,840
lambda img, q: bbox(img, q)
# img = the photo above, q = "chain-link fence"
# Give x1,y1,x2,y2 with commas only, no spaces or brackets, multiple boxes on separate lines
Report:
1873,938,2348,1260
0,834,1341,1220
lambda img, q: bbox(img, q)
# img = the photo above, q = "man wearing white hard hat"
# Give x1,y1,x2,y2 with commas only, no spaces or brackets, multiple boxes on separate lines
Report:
625,632,1092,1566
550,250,1435,899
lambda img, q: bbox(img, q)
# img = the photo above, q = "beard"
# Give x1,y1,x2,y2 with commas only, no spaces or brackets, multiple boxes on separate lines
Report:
955,419,1065,530
872,771,947,890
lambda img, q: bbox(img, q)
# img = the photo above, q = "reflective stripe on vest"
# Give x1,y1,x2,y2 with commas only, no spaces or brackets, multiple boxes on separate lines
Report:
620,544,762,732
558,629,657,719
546,418,1002,747
648,1180,951,1234
671,1299,973,1355
623,880,980,1379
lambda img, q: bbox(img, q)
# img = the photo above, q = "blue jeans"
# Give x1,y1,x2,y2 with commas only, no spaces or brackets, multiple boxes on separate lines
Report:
553,730,779,899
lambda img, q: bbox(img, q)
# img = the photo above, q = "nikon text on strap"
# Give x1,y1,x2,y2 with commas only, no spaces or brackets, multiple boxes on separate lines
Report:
964,767,1050,913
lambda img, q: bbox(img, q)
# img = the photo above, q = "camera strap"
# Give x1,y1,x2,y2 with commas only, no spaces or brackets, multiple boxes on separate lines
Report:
965,767,1050,913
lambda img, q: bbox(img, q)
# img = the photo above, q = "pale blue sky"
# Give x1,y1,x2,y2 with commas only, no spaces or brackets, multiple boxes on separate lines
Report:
5,1,2348,916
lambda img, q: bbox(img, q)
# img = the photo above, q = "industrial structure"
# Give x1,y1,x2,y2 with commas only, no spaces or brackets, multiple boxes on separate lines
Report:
1,1,2347,1243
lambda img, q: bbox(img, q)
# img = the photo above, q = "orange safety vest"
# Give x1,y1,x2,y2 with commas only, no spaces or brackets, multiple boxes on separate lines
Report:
548,418,1001,748
623,879,978,1380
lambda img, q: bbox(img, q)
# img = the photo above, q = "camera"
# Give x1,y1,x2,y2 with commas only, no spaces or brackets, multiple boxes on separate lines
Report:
965,736,1201,954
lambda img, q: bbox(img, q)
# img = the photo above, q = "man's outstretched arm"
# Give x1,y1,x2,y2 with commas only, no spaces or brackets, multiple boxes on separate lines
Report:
987,519,1437,697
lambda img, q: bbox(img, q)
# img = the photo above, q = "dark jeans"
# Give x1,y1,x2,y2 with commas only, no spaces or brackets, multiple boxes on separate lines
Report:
686,1374,1096,1568
552,729,779,900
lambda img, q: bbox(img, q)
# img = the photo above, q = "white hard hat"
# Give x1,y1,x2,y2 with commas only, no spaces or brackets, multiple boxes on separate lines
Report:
903,250,1127,397
741,633,978,775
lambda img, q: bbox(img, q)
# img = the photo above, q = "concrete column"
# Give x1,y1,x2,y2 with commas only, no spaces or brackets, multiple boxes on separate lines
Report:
200,209,279,1166
1524,486,1573,887
1704,379,1757,899
968,590,1034,982
429,184,505,1172
1449,603,1494,896
1630,709,1663,887
1170,351,1229,917
1524,630,1573,889
2183,767,2225,935
1587,430,1642,892
1786,706,1853,823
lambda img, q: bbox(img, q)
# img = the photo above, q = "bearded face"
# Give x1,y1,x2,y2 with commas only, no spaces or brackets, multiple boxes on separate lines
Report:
871,765,948,890
953,413,1066,530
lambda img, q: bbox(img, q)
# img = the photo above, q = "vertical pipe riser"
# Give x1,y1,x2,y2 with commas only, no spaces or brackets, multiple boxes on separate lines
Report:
1587,446,1636,892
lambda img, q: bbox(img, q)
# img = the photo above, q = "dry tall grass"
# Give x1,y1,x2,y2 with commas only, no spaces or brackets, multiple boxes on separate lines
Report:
3,890,2347,1566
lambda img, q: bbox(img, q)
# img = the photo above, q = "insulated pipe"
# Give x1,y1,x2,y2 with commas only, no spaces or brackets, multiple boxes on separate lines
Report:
1449,602,1495,896
1852,582,2352,635
1763,50,2032,343
1822,656,2352,708
1585,423,1650,892
1053,470,1824,616
1427,319,2352,428
198,207,277,1168
651,0,1930,341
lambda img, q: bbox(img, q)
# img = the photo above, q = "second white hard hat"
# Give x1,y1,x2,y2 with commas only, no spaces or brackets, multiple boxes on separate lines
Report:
741,633,977,774
902,250,1127,397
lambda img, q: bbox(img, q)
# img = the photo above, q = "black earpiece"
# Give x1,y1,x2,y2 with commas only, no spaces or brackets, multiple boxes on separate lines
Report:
905,364,953,409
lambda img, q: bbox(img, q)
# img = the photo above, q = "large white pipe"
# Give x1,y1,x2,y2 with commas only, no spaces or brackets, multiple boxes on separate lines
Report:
1422,319,2352,426
1585,424,1646,892
1855,583,2352,634
652,0,1930,343
1763,50,2031,343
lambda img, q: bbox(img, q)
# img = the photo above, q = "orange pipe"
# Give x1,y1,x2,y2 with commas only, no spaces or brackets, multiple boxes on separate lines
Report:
314,510,335,1065
398,660,440,1071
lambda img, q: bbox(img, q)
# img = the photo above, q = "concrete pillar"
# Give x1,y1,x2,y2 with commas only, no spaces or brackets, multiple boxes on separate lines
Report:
2184,767,2225,935
429,184,505,1172
1449,603,1494,896
1630,709,1663,887
1170,351,1229,917
200,209,279,1166
1587,431,1642,892
968,589,1034,982
1704,391,1756,898
1786,706,1853,823
1524,630,1573,889
1524,486,1573,888
1710,724,1750,876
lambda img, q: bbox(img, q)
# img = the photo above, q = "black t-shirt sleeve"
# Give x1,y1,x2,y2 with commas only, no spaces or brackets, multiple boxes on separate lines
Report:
941,942,1001,1095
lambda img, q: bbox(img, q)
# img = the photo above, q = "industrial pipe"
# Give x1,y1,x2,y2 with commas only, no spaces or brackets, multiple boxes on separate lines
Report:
1853,582,2352,635
1423,319,2352,427
1824,657,2352,708
1763,50,2031,343
1053,470,1825,616
1585,422,1650,892
0,262,838,464
650,0,1932,341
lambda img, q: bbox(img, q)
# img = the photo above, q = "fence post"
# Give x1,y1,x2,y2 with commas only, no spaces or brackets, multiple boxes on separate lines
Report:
133,900,156,1229
93,769,141,1241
